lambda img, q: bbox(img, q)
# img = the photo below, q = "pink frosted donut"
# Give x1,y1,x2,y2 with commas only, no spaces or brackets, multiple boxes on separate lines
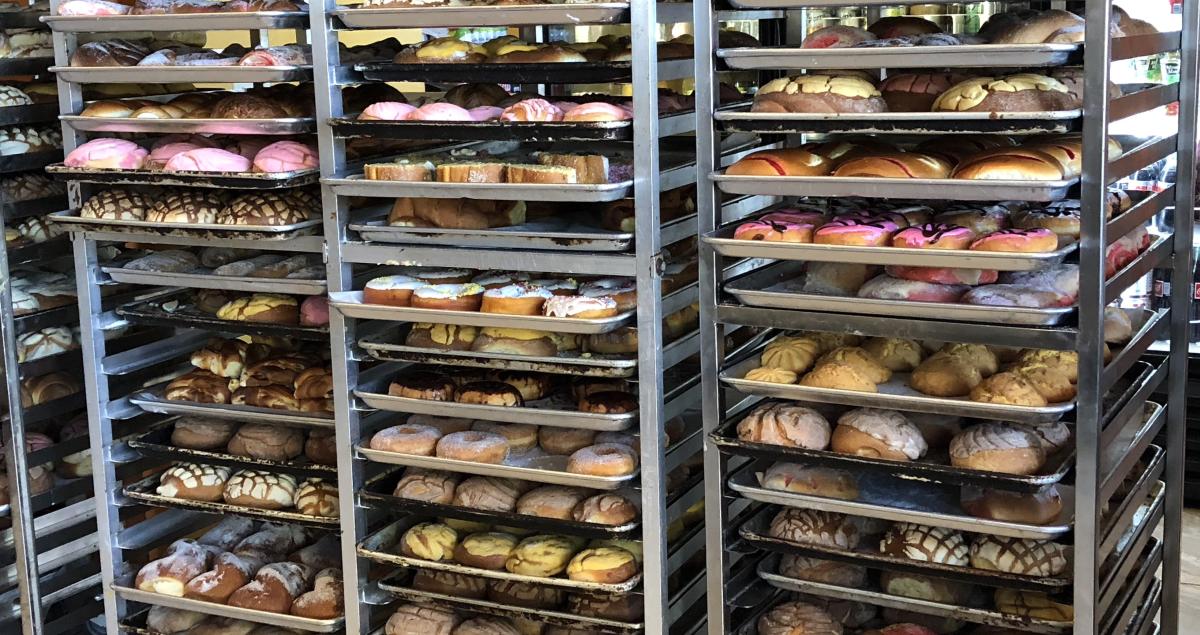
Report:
225,138,271,160
146,142,205,171
733,220,814,243
467,106,503,121
885,265,999,286
761,208,828,225
252,141,318,173
867,210,911,229
830,214,902,234
358,101,417,121
409,103,473,121
892,223,976,250
64,138,148,170
164,148,251,173
563,102,631,122
813,219,896,246
969,228,1058,253
150,134,218,150
500,98,563,122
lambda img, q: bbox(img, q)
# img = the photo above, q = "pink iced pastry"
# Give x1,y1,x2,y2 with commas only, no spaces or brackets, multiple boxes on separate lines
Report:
760,209,828,225
468,106,503,121
59,0,130,15
225,138,272,160
563,102,632,122
830,213,902,234
408,103,473,122
891,223,976,250
300,296,329,327
150,134,218,150
733,220,814,243
146,143,206,171
857,275,969,303
813,218,897,246
251,141,318,173
499,99,563,122
163,148,252,173
358,101,417,121
553,101,579,114
885,265,998,286
64,138,148,170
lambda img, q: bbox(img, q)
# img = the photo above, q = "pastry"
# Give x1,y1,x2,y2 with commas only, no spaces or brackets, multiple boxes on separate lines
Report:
227,562,310,614
831,408,927,461
400,522,458,561
909,354,982,397
577,390,637,414
291,568,343,619
566,547,638,583
370,424,443,456
516,485,590,520
832,153,952,179
819,346,891,383
573,493,638,525
860,338,923,372
454,532,519,570
756,601,844,635
567,592,643,621
389,371,456,401
752,74,887,114
932,75,1074,113
880,523,968,565
767,508,860,549
226,424,304,461
135,540,215,597
452,476,522,512
538,427,597,456
567,443,637,477
950,422,1046,475
993,589,1073,621
393,468,460,503
157,463,230,501
406,323,479,350
222,470,298,509
505,535,577,577
296,479,339,517
798,361,877,392
216,294,299,325
961,485,1063,525
456,380,523,406
736,402,831,449
970,535,1068,577
969,372,1048,406
778,555,866,586
760,336,821,373
726,148,832,176
760,463,858,500
454,617,522,635
471,327,558,356
363,275,425,306
880,571,971,604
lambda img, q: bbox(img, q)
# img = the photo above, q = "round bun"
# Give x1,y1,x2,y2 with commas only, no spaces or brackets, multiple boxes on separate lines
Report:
969,535,1069,577
880,571,971,604
727,149,832,177
961,486,1063,525
538,427,597,456
778,554,867,586
761,463,859,500
832,153,952,179
515,485,590,520
969,371,1048,407
757,601,843,635
832,408,927,461
880,523,969,565
910,354,982,397
489,580,563,609
768,508,860,549
736,401,831,449
819,346,892,383
951,148,1066,181
949,422,1046,475
573,493,638,525
798,361,877,392
752,74,886,114
454,532,519,570
565,547,639,583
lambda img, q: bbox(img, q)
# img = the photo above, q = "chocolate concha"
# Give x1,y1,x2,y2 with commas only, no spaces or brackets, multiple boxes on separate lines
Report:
145,189,225,224
767,508,860,550
218,192,314,226
880,522,969,566
80,188,149,221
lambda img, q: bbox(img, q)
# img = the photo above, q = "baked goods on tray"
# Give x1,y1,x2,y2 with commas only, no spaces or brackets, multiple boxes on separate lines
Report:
163,338,334,413
391,33,701,65
65,137,319,175
152,461,338,517
58,0,300,16
78,187,319,225
365,149,629,185
69,40,314,68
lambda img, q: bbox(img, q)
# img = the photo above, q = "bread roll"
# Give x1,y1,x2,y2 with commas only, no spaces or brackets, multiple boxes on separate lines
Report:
761,463,858,500
736,401,831,449
767,508,859,549
752,74,887,114
832,153,951,179
726,149,832,177
961,485,1063,525
950,422,1046,475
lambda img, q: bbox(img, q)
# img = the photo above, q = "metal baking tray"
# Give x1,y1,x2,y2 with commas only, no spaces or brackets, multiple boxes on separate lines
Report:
724,262,1075,327
129,420,337,479
50,65,312,84
45,165,318,189
721,354,1075,424
714,109,1080,135
0,58,53,76
102,265,327,295
42,11,309,31
331,117,631,142
130,385,334,428
738,507,1070,592
727,461,1074,540
712,173,1078,203
0,102,59,126
711,405,1074,493
755,557,1071,634
705,223,1078,270
357,444,638,490
717,43,1080,70
0,150,63,174
335,3,629,28
358,517,643,593
349,217,632,251
359,478,639,540
329,290,634,334
112,586,343,633
51,211,321,241
377,572,642,634
60,115,315,135
325,174,633,203
357,60,637,84
115,294,330,341
355,389,635,431
358,329,637,378
122,472,340,528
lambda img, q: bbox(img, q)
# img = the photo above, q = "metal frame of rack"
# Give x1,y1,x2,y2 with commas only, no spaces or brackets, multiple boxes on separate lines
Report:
695,2,1198,635
0,3,102,633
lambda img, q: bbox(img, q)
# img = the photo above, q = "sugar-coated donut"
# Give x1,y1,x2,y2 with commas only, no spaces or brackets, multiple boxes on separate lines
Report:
435,431,510,464
813,219,896,246
892,223,976,250
969,228,1058,253
370,424,443,456
733,220,815,243
567,443,638,477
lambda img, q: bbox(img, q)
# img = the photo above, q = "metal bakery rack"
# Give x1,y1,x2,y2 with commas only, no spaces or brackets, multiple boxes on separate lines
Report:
694,2,1197,635
0,0,105,633
42,5,356,635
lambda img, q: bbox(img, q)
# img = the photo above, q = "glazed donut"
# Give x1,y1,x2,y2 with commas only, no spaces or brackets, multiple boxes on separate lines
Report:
567,443,639,477
733,220,815,243
481,283,554,316
814,219,897,246
435,431,510,464
579,279,637,312
970,228,1058,253
411,283,485,312
370,424,442,456
578,390,638,414
543,295,619,319
892,223,975,250
863,210,911,229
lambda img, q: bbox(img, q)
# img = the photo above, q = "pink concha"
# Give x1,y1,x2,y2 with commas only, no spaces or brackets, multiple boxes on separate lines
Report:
64,138,148,170
252,141,318,173
563,102,632,122
358,101,417,121
468,106,503,121
164,148,252,173
885,265,999,286
147,142,206,170
409,103,473,122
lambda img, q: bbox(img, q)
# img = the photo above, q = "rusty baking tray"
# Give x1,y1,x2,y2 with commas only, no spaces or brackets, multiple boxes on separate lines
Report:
754,555,1071,634
377,570,642,635
349,217,632,251
335,3,630,28
354,388,635,431
717,43,1080,70
111,586,343,633
60,115,315,135
330,117,631,142
358,516,643,593
130,384,334,428
45,164,318,189
710,405,1074,493
115,292,330,341
359,475,639,540
122,472,340,528
357,60,636,84
738,506,1071,592
0,150,63,174
728,459,1074,540
128,419,336,479
714,108,1080,135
